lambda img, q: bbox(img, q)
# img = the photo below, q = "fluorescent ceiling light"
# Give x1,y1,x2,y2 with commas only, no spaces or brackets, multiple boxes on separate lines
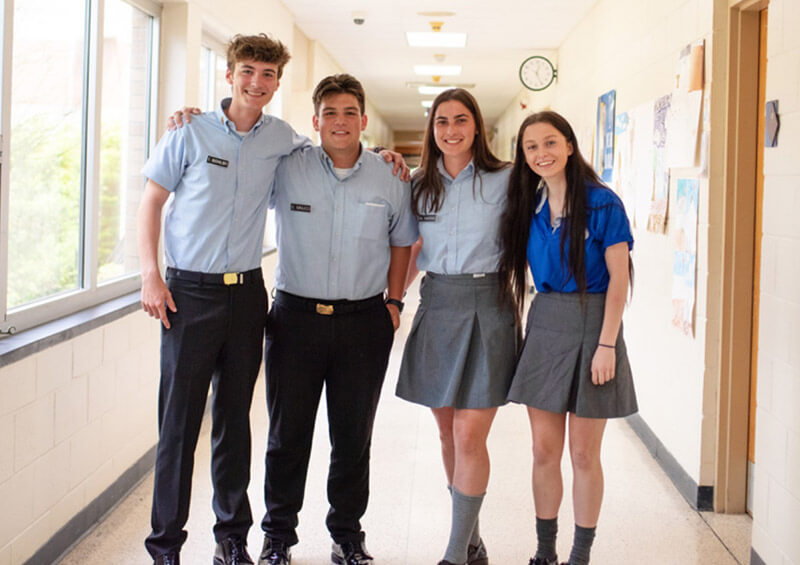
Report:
406,32,466,48
421,100,434,108
413,65,462,76
418,85,455,95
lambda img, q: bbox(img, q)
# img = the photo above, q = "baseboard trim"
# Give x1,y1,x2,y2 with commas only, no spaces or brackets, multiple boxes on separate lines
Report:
626,413,713,511
24,444,157,565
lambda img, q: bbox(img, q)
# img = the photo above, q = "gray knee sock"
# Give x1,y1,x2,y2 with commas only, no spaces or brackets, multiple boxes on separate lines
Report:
443,487,484,564
469,516,481,547
448,484,482,548
535,516,558,561
567,524,596,565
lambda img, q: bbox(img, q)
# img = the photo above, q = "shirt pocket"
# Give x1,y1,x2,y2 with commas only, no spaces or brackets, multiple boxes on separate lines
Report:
357,201,389,241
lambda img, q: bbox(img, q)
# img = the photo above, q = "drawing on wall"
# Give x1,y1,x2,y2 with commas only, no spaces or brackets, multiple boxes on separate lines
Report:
595,90,616,183
648,94,672,233
671,178,698,336
612,111,637,219
666,40,705,167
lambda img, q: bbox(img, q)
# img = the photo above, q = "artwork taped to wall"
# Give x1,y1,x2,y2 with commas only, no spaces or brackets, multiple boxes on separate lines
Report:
595,90,616,183
612,111,637,220
671,178,698,336
648,94,672,233
666,40,705,168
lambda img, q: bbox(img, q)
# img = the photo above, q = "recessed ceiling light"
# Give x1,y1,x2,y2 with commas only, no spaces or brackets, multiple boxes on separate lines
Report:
406,32,466,48
405,81,476,89
418,85,455,95
414,65,461,76
421,100,434,108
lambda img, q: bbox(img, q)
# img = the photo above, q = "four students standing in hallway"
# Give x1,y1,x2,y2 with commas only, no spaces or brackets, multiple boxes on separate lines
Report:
139,34,635,565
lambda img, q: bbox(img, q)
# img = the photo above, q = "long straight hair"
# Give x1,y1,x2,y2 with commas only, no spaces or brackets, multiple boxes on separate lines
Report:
498,111,607,318
411,88,508,216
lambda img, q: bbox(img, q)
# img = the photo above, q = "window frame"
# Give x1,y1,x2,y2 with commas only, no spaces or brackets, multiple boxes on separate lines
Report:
200,32,228,112
0,0,161,334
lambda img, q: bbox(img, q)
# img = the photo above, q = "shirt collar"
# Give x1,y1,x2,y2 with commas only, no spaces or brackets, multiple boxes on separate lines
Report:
535,178,565,230
215,98,266,134
436,156,475,182
319,143,365,179
534,178,548,214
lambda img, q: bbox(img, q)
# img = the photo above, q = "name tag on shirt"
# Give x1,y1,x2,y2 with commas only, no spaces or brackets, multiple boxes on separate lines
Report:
207,156,229,167
418,214,438,222
291,203,312,213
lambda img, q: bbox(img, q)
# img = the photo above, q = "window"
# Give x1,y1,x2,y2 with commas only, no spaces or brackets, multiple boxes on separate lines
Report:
1,0,160,332
199,41,228,112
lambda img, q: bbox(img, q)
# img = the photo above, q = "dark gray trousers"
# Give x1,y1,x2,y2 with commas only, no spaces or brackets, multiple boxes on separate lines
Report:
261,291,394,546
145,270,267,558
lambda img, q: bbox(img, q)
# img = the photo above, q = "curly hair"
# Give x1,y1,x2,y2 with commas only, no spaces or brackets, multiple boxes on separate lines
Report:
226,33,291,78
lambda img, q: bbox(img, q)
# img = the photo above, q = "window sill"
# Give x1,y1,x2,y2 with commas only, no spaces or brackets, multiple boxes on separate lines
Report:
0,248,277,367
0,292,141,368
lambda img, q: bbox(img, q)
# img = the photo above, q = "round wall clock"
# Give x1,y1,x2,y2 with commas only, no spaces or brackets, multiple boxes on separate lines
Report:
519,55,556,91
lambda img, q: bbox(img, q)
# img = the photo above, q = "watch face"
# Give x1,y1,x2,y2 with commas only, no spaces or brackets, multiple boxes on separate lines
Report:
520,56,555,91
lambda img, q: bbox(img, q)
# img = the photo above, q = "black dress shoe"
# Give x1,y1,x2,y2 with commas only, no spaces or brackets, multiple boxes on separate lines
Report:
154,552,179,565
214,535,254,564
258,537,291,565
467,538,488,565
529,557,558,565
331,540,373,564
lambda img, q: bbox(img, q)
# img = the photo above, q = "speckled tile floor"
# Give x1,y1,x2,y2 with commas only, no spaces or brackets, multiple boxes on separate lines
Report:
58,279,751,565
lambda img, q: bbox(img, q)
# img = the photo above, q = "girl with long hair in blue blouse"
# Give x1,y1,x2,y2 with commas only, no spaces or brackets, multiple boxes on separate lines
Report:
498,111,637,565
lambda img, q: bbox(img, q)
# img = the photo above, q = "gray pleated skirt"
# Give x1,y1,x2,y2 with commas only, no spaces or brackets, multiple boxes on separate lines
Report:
395,272,518,409
507,292,638,419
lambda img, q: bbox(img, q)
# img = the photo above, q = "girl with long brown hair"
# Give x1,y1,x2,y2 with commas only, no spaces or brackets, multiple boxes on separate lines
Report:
396,88,517,565
498,111,637,565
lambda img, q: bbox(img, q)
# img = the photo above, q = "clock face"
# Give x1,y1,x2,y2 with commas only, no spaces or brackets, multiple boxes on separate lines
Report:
519,56,555,91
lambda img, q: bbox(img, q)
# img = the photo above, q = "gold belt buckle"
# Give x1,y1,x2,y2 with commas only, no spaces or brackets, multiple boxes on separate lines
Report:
223,272,240,285
316,303,334,315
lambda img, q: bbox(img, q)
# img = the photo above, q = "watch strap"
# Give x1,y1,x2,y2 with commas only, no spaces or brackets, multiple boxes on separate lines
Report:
385,298,404,312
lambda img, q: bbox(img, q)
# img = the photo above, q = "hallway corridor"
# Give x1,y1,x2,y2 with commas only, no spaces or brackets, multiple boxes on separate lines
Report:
58,279,752,564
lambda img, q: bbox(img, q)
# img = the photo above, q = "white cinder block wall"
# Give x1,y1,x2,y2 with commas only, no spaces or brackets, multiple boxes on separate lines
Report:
0,313,160,564
491,0,717,488
751,1,800,563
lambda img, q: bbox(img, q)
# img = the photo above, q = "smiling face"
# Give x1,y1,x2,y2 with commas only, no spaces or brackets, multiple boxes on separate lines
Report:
226,58,280,114
313,92,368,159
521,121,574,183
433,100,477,162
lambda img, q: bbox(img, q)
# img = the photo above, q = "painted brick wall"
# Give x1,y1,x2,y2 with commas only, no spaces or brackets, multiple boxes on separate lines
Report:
0,313,160,564
751,1,800,563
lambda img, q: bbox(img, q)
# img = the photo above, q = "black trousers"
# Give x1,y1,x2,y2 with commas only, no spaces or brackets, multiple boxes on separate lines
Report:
145,270,267,558
261,291,394,546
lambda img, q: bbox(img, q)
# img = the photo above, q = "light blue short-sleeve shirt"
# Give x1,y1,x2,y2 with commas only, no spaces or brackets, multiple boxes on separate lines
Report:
415,160,511,275
272,145,418,300
141,98,309,273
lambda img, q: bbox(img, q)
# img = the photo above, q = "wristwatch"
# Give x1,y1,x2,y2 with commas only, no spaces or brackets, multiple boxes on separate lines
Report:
385,298,404,313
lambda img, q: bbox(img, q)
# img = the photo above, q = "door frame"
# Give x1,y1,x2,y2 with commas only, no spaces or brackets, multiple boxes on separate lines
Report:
712,0,768,513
